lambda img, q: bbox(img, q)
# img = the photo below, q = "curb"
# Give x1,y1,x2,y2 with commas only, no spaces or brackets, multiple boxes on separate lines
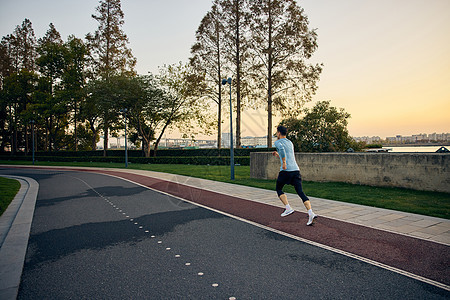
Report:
0,175,39,300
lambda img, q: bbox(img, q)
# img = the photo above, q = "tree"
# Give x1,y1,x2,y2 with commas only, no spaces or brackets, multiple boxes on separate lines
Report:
86,0,136,155
85,76,122,152
2,70,38,153
82,82,103,150
36,23,64,81
13,19,37,72
190,2,225,149
220,0,250,148
125,75,163,157
86,0,136,78
248,0,322,147
151,63,212,156
61,36,89,151
0,19,38,153
280,101,362,152
36,23,67,151
72,123,99,151
0,37,13,86
0,38,13,151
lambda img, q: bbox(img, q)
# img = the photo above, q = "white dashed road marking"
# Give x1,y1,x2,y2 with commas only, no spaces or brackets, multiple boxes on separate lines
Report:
70,174,229,297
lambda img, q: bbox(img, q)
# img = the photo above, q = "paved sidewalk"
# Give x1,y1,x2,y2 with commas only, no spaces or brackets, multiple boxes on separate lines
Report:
0,175,39,299
2,165,449,246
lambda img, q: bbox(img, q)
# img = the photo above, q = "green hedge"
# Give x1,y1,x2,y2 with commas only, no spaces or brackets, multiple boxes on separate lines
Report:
0,148,273,158
1,155,250,166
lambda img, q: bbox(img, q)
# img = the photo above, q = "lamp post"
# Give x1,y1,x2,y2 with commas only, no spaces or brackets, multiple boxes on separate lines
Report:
30,119,35,165
120,108,128,168
222,77,234,180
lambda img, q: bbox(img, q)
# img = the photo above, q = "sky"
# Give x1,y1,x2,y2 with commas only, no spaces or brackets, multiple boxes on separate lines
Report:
1,0,449,139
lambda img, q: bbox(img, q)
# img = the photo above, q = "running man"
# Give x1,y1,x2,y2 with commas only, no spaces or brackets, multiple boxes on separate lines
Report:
272,125,317,225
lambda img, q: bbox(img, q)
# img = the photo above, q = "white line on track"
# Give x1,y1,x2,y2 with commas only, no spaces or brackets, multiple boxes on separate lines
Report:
67,174,223,292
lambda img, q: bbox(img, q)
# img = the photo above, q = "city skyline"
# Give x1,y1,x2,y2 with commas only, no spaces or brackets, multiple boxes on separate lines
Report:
1,0,449,139
103,130,450,148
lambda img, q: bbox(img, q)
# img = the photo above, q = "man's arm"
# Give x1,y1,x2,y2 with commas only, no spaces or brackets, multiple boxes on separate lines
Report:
278,143,287,170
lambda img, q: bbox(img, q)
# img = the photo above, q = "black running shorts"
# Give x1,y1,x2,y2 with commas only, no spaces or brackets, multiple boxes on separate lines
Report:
276,170,309,202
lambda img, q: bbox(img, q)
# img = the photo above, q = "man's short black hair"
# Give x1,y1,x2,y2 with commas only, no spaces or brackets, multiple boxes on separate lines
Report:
277,125,287,136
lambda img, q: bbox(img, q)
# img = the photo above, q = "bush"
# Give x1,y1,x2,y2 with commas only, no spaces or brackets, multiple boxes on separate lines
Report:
0,148,273,158
0,155,250,166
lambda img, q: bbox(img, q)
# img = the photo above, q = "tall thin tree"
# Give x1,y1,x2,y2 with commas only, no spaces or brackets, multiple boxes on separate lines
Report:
62,36,89,151
220,0,250,149
37,23,65,151
86,0,136,156
190,2,225,149
249,0,322,147
14,19,37,72
9,19,38,153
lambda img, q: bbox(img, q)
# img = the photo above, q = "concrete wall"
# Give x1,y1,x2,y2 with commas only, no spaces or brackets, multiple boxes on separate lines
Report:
250,152,450,193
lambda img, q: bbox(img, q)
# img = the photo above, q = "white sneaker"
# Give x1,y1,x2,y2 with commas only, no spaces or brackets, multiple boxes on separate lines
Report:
307,213,317,226
281,208,294,217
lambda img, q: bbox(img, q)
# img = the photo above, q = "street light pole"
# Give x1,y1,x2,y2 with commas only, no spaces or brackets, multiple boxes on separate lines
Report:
222,77,234,180
120,109,128,168
31,120,35,165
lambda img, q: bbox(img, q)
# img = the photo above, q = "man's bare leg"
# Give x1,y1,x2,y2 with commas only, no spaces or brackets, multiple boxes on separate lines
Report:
279,194,289,206
279,194,294,217
304,200,311,211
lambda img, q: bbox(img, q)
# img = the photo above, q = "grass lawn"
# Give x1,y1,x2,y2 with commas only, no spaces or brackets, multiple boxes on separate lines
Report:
0,177,21,217
1,160,449,219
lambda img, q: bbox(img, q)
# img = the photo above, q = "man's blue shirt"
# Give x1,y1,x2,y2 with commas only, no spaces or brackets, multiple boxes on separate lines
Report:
274,138,299,172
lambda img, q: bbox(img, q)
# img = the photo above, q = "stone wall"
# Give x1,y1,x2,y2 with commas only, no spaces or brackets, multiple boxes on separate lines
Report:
250,152,450,193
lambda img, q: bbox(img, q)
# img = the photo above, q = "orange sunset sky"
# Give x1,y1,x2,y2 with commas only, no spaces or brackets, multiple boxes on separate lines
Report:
1,0,449,139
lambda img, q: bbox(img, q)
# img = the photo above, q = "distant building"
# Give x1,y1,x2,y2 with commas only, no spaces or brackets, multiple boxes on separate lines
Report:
241,136,274,148
383,132,450,144
353,136,381,144
221,133,235,148
221,134,275,148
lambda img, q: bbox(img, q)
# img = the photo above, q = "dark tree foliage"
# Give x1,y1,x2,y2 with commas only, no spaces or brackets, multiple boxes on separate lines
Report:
281,101,363,152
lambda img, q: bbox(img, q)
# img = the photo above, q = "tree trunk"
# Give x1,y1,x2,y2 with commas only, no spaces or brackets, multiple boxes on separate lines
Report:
235,0,241,149
74,98,78,151
217,21,222,151
218,89,222,150
153,120,171,157
12,128,17,154
141,138,146,157
45,120,49,152
267,87,272,148
11,105,17,154
34,131,37,153
89,121,97,151
144,138,151,157
103,124,108,157
25,124,29,154
48,116,53,152
267,0,273,148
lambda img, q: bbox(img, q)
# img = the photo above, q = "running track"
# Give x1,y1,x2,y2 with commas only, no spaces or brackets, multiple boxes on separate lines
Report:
2,166,449,299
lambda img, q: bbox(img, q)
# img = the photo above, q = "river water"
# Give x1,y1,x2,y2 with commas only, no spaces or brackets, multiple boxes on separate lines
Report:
382,145,448,152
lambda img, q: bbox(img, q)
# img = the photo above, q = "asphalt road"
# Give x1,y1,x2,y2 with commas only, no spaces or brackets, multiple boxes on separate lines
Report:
2,168,448,299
